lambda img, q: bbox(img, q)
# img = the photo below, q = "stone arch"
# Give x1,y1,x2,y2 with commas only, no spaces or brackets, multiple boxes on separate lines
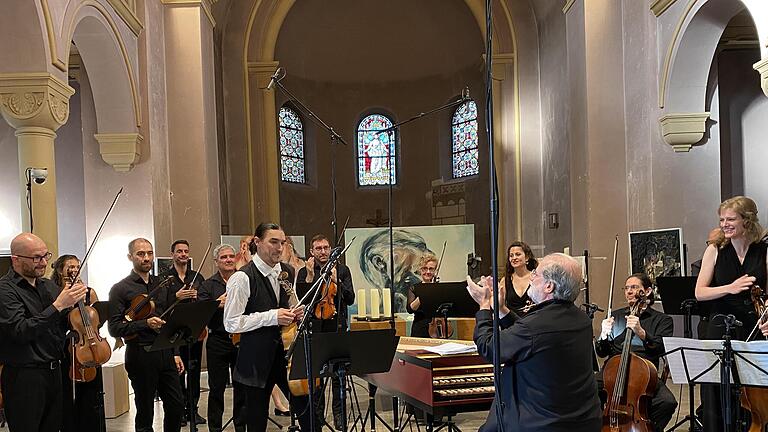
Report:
227,0,535,241
0,1,55,74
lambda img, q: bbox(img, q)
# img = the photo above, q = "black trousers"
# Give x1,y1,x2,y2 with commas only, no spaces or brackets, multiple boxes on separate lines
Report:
125,344,185,432
206,333,246,432
240,349,310,432
179,339,204,415
1,362,63,432
60,354,107,432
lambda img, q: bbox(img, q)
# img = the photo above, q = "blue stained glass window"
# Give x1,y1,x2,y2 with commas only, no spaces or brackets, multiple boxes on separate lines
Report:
451,100,479,178
278,106,305,183
357,114,397,186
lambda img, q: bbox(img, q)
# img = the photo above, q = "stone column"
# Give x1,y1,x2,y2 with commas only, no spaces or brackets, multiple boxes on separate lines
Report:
162,0,222,275
0,73,74,257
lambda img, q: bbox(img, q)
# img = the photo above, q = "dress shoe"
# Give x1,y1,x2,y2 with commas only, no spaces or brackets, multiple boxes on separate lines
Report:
193,412,207,424
274,408,291,417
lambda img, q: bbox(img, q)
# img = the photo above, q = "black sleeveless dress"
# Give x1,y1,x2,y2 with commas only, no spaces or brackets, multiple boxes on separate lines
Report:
504,275,532,316
706,241,765,340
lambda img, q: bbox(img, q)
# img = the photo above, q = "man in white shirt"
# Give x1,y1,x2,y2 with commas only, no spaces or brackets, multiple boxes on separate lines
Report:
223,222,307,431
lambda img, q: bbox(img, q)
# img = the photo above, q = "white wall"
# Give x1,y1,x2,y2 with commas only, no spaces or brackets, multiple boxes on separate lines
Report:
0,119,20,251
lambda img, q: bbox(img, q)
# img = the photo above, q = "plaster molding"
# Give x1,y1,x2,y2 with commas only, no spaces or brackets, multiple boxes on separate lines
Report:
491,53,515,81
651,0,679,17
563,0,576,14
106,0,144,36
659,112,709,152
94,132,143,171
161,0,216,28
247,61,281,90
754,57,768,97
0,73,75,131
40,0,67,72
658,0,698,108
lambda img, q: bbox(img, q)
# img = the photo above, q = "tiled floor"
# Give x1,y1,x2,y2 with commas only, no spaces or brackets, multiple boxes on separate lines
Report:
101,373,696,431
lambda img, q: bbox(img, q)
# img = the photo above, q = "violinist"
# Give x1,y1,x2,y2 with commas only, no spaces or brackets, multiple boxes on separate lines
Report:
467,253,601,432
51,254,107,432
161,239,205,426
0,233,87,432
222,223,310,432
406,253,438,337
500,241,537,315
198,244,246,432
695,196,766,431
595,273,677,432
296,233,355,430
107,238,185,432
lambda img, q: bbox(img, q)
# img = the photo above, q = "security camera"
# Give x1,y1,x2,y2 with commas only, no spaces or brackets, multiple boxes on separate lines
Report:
27,168,48,185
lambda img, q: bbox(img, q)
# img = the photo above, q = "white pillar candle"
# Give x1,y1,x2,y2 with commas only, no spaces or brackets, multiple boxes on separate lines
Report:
370,289,380,320
357,289,367,318
382,288,392,318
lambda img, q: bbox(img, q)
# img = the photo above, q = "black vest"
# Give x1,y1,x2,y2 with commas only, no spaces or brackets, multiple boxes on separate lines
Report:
233,261,293,388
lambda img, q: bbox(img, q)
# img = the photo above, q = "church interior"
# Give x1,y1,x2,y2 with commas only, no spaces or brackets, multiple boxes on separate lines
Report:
2,0,768,430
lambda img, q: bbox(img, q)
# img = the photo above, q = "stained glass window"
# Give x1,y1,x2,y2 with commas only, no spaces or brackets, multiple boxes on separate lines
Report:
278,106,305,183
357,114,397,186
451,100,479,178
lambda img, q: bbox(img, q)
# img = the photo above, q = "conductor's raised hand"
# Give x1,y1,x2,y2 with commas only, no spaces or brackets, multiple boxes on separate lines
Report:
277,308,296,326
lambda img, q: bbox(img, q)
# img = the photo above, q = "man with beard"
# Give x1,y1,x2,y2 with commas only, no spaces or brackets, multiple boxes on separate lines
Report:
198,244,246,432
108,238,185,432
161,239,205,425
296,234,355,430
0,233,87,432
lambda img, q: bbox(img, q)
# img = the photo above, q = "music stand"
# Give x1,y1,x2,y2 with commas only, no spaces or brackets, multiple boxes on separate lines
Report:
290,329,399,432
148,300,218,432
413,282,479,318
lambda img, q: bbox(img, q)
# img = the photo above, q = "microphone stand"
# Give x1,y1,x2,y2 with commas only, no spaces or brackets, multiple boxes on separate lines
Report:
270,71,347,242
285,247,347,432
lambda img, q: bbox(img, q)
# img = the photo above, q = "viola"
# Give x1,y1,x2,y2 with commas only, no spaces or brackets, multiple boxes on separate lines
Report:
600,291,657,432
67,280,111,368
740,284,768,432
68,341,97,383
428,315,454,339
314,280,337,320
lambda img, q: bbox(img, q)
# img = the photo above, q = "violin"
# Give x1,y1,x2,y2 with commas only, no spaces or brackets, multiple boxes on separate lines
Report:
600,292,657,431
124,275,176,322
277,271,320,396
67,274,111,369
314,279,337,320
740,284,768,432
68,341,97,383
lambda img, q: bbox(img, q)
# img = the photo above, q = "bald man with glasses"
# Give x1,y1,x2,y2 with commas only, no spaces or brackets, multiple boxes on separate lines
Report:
0,233,87,432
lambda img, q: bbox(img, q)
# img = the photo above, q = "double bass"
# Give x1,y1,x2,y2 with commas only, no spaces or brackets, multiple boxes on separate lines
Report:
600,235,657,432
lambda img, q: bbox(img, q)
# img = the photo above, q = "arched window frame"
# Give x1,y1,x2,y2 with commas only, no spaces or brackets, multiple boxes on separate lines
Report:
451,100,479,178
278,105,306,184
356,113,398,187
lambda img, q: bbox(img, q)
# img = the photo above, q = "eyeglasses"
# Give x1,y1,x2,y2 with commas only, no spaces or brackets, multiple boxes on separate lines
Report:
14,252,52,263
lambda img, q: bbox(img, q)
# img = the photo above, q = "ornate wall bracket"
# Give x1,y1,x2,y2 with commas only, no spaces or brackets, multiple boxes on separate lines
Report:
659,112,710,152
95,132,143,172
0,73,74,132
754,58,768,98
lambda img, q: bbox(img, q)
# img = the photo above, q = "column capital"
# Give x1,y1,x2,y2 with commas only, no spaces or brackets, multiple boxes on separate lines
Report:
754,58,768,98
94,132,143,172
247,61,280,90
659,112,710,152
0,73,74,132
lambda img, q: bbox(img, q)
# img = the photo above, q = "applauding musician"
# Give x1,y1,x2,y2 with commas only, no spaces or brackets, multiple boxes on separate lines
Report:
595,273,677,432
198,244,246,432
0,233,87,432
108,238,185,432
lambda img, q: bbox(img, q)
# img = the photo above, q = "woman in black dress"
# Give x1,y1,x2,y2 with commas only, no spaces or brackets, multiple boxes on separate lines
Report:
407,253,439,337
500,241,538,315
51,255,107,432
695,195,767,431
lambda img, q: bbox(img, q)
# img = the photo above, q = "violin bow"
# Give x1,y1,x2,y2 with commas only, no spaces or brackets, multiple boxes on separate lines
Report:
68,187,123,285
433,240,447,282
606,234,619,318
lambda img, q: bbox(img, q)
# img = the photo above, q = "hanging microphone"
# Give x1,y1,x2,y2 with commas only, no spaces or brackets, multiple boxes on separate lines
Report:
266,67,283,90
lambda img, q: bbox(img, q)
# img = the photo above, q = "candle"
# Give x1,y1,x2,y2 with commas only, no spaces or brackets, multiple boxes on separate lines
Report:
370,289,380,320
382,288,392,318
357,289,367,318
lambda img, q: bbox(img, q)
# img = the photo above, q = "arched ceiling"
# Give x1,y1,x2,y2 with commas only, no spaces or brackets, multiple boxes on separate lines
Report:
273,0,485,83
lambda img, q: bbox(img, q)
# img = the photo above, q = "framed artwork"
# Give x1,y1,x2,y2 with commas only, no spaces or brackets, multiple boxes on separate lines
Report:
628,228,685,282
153,257,192,276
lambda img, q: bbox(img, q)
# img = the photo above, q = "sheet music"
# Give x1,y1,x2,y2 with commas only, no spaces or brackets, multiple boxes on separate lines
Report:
664,337,768,386
422,342,478,356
